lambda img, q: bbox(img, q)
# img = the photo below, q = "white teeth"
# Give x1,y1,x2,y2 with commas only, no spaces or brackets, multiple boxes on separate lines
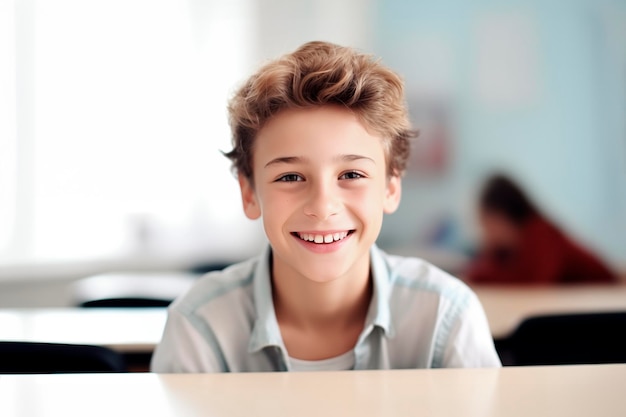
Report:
297,231,351,244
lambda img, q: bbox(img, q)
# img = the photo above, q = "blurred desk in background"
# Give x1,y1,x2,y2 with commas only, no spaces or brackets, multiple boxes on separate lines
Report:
1,365,625,416
72,271,197,308
473,284,626,339
0,308,167,371
0,308,166,352
2,285,626,370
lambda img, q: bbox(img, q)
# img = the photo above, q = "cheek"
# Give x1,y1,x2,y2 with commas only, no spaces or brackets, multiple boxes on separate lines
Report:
346,185,386,214
258,190,297,221
267,192,296,209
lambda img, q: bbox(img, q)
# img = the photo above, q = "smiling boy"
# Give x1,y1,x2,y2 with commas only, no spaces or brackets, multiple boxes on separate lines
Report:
151,41,501,372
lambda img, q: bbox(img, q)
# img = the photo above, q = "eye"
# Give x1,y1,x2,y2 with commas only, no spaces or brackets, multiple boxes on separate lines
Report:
339,171,365,180
275,173,304,182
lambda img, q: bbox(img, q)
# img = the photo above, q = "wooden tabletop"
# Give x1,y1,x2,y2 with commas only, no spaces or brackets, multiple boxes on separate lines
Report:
1,364,625,417
472,284,626,339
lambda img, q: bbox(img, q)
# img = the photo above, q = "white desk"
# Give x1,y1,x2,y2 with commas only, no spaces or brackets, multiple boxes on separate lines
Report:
1,365,625,417
472,284,626,339
0,308,167,353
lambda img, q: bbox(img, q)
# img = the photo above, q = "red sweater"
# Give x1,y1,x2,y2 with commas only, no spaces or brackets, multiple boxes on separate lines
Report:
466,216,617,284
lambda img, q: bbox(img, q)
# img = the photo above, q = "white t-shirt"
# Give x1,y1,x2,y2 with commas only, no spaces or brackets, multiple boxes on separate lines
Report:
151,245,501,372
289,350,356,372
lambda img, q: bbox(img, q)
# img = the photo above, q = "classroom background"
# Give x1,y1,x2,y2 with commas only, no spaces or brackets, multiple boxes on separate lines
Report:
1,0,625,307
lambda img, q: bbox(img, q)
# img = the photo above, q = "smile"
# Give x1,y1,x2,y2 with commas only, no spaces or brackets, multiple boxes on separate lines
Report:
292,230,355,244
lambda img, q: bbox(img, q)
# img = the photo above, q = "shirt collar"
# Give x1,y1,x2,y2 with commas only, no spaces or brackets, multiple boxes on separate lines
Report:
367,245,395,338
248,244,395,353
248,245,284,352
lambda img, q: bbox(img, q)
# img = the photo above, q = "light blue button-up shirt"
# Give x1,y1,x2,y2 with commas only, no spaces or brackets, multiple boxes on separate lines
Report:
151,245,501,372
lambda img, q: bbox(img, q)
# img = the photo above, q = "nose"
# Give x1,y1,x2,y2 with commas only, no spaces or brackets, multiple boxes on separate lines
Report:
303,180,341,220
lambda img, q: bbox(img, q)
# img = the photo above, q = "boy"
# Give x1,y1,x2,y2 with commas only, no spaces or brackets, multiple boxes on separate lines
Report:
151,41,501,372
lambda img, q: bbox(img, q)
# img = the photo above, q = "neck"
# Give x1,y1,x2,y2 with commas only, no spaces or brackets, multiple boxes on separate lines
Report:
271,253,372,331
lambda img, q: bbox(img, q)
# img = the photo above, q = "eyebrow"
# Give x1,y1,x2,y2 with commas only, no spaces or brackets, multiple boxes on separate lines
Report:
264,154,375,169
264,156,306,168
339,154,376,164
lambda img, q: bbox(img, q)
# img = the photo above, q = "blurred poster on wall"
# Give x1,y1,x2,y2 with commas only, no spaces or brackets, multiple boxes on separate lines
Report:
406,99,453,179
473,11,540,108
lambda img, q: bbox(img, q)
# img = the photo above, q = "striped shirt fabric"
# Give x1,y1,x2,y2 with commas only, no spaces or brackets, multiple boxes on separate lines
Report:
151,245,501,373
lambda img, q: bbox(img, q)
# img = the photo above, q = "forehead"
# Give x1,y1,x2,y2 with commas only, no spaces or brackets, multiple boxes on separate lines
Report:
253,106,387,164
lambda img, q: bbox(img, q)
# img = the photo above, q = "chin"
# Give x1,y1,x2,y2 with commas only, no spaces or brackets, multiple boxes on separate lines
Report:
296,262,351,284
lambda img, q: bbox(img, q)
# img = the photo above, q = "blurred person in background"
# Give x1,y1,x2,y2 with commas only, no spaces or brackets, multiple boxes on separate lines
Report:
465,174,618,284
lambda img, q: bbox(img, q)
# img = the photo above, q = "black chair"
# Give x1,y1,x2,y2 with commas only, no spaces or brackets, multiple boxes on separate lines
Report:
188,261,232,275
80,297,172,308
72,272,196,308
505,312,626,366
0,341,128,374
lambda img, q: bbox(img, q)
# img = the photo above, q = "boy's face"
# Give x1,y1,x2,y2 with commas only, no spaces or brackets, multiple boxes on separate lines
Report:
238,106,401,284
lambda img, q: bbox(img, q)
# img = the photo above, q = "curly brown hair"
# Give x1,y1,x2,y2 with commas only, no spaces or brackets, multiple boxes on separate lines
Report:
225,41,416,180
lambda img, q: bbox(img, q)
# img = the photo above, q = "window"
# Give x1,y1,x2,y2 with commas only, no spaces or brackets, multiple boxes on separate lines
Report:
1,0,265,268
0,0,16,254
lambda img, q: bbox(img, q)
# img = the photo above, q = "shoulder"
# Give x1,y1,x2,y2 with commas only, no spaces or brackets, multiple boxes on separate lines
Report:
379,249,475,305
170,255,259,316
524,216,565,242
375,249,499,367
152,255,267,373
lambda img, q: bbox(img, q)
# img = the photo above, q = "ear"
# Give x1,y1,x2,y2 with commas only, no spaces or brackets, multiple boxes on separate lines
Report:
238,174,262,220
383,175,402,214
